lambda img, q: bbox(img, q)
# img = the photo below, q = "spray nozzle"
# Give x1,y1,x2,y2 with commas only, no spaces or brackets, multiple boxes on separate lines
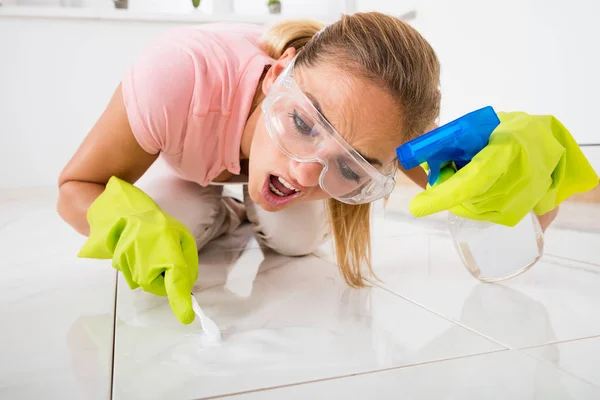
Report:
396,106,501,186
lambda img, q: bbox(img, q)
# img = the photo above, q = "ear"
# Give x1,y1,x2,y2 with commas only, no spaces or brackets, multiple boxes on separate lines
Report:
262,47,297,95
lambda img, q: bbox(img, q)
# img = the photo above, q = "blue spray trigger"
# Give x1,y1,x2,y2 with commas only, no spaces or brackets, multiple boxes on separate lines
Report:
396,106,501,186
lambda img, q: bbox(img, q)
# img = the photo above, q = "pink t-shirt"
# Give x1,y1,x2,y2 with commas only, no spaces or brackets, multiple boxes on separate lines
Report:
121,23,274,186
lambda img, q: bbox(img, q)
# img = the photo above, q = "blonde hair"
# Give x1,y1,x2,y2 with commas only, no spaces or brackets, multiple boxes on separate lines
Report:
259,12,441,287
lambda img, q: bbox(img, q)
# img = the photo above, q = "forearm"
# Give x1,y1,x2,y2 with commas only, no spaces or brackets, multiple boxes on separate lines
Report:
57,180,106,236
537,205,560,232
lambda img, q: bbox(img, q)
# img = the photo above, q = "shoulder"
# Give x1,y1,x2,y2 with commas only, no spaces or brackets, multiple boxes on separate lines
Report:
121,23,272,156
139,23,271,110
147,23,268,66
129,22,269,76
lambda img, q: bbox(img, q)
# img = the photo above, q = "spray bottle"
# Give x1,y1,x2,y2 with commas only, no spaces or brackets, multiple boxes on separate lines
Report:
396,106,544,282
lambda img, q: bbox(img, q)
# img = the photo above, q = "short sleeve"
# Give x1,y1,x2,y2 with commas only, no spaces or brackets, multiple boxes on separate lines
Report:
121,29,196,155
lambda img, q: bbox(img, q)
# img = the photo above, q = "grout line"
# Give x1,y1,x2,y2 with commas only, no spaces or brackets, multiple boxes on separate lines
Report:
109,272,119,400
547,226,600,235
520,349,600,390
544,254,600,268
541,256,600,278
517,334,600,351
370,283,511,350
314,252,511,349
316,239,600,351
196,349,509,400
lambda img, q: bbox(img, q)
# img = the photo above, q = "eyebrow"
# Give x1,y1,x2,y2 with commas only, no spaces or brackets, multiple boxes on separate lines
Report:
305,91,383,167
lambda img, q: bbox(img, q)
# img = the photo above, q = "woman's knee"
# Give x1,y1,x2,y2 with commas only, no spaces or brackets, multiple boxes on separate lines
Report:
136,169,239,249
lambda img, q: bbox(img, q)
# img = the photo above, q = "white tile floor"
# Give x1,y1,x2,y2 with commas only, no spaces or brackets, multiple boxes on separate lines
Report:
1,186,600,399
0,188,116,400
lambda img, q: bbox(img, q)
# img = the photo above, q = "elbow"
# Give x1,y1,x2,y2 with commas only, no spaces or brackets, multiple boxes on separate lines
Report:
56,180,90,236
56,180,73,225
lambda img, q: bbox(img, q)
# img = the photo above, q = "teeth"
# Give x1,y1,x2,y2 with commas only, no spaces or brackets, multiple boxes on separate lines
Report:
278,176,298,192
269,182,287,197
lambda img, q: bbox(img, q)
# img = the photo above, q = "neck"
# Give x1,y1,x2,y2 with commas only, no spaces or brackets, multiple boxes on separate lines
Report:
240,104,262,160
240,71,268,160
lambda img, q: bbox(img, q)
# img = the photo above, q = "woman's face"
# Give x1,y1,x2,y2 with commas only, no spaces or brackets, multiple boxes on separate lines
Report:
243,49,402,212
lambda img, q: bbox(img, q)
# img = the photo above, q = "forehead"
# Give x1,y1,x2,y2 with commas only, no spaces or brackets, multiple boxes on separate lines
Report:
293,62,402,162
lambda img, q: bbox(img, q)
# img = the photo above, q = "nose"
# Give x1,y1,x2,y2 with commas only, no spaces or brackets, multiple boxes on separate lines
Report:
289,160,323,188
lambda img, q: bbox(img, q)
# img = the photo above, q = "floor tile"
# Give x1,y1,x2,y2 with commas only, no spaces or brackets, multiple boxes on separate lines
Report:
0,190,116,400
4,182,597,399
373,203,444,237
226,350,600,400
526,336,600,388
112,249,502,400
543,228,600,266
551,200,600,231
368,232,600,349
313,206,442,264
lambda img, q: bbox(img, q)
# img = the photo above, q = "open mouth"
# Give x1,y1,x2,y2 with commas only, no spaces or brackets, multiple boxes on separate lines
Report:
268,175,299,197
261,174,301,206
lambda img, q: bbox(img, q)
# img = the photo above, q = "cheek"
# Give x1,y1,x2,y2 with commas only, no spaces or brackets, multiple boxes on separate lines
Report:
251,121,276,162
248,119,281,183
253,123,290,165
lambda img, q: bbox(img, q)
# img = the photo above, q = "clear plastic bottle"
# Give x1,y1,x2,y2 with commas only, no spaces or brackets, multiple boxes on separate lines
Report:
396,106,546,282
447,211,544,282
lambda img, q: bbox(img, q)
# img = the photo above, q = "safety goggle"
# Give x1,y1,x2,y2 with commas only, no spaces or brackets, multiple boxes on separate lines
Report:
261,56,398,205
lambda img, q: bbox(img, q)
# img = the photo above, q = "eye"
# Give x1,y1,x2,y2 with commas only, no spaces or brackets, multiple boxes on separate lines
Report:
336,157,362,183
289,110,317,137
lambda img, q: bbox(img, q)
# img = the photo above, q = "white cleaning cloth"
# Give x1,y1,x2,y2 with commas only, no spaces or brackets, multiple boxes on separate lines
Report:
191,294,222,342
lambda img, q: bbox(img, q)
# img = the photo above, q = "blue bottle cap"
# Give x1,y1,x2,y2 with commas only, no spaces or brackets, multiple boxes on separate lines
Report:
396,106,500,186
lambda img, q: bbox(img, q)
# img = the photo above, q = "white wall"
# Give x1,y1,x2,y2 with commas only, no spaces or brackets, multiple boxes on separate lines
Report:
0,18,178,188
403,0,600,138
1,0,599,188
581,147,600,178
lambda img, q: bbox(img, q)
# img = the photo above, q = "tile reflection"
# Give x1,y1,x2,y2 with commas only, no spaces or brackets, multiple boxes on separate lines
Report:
113,249,499,399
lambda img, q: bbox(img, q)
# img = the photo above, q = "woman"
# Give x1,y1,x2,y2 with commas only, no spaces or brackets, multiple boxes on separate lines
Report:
57,13,598,324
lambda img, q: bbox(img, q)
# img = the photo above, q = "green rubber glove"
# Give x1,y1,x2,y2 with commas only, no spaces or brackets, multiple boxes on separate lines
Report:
410,111,599,226
78,176,198,324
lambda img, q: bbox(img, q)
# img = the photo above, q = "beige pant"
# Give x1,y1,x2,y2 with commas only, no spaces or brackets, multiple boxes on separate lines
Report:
136,165,329,256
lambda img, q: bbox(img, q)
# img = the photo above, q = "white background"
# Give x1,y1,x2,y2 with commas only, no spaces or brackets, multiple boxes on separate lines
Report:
0,0,598,188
